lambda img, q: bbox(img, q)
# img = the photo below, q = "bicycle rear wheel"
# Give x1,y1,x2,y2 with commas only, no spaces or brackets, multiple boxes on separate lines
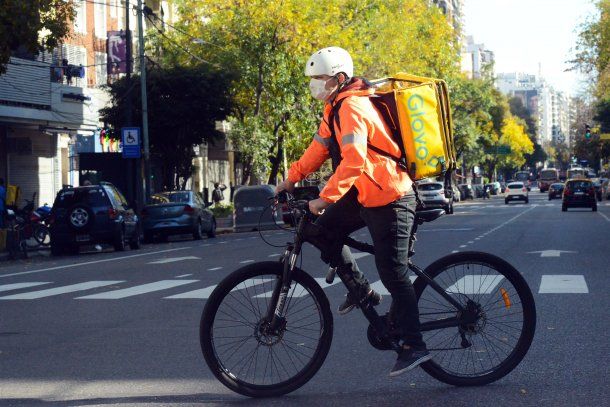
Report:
200,262,333,397
413,251,536,386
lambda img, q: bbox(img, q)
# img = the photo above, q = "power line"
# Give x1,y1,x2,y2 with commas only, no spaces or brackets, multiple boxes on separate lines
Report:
145,14,219,68
148,12,226,51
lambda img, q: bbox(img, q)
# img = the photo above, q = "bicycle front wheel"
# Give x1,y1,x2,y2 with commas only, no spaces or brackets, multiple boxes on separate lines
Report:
200,262,333,398
414,251,536,386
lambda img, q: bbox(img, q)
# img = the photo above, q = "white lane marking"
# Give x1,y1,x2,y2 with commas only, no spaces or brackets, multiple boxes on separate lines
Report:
249,236,258,240
148,256,200,264
459,245,467,248
235,238,243,241
477,205,537,239
598,211,610,223
208,267,223,271
527,250,577,257
446,275,504,295
175,274,192,278
352,252,371,260
370,276,416,296
475,237,481,240
0,247,191,279
468,241,474,244
452,250,459,253
219,241,227,244
168,278,273,299
419,228,475,232
539,275,588,293
268,254,282,258
254,277,341,298
240,260,254,264
0,282,50,293
0,281,124,300
77,280,198,299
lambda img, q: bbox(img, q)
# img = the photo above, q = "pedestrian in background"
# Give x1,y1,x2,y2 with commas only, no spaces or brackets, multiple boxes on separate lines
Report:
0,178,6,228
212,182,226,206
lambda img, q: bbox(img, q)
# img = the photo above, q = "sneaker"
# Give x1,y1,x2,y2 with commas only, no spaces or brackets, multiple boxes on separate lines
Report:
389,348,432,377
337,289,382,315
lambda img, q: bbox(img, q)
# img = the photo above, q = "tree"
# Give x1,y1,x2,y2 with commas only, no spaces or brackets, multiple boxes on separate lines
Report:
0,0,74,74
100,65,234,190
165,0,461,184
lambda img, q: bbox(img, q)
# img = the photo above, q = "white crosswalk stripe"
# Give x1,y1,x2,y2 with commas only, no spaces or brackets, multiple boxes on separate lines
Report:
1,274,590,300
538,275,589,293
445,275,504,295
76,280,198,299
0,282,50,292
0,281,124,300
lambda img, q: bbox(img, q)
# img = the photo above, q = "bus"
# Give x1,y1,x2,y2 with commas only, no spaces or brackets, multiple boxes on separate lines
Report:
567,167,587,179
514,171,531,190
538,168,560,192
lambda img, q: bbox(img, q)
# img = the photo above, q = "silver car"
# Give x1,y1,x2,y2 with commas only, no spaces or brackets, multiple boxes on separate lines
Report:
142,191,216,242
417,182,453,214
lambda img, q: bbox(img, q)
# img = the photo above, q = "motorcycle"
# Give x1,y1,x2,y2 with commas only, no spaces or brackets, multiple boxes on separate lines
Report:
7,193,51,247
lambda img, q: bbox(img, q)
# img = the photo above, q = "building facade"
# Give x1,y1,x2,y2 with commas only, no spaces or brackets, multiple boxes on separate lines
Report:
461,36,495,79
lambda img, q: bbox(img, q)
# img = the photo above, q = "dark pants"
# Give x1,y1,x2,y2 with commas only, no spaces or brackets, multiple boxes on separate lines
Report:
314,187,425,349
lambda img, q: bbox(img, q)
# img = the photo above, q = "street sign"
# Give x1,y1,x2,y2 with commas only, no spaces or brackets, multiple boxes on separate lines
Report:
484,145,511,154
600,133,610,140
121,127,141,158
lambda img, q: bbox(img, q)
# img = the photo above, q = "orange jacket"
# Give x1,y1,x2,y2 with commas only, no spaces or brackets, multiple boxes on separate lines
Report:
288,78,413,207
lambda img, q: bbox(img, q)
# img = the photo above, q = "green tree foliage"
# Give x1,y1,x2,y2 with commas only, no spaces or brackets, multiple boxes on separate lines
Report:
165,0,460,184
570,0,610,99
100,65,234,190
0,0,74,74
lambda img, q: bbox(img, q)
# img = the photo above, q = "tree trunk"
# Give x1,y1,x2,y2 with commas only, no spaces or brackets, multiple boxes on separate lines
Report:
267,135,284,185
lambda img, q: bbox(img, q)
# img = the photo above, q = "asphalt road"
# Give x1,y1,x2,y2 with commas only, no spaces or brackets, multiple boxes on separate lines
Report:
1,190,609,406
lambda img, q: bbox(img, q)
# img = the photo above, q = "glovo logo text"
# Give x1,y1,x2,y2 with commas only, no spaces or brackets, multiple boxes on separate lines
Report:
407,94,442,169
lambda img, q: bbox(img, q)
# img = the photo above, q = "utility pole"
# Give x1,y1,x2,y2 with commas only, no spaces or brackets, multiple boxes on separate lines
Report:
124,0,137,208
137,0,151,203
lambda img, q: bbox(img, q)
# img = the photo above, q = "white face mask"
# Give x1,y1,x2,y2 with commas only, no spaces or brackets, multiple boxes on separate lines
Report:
309,78,336,101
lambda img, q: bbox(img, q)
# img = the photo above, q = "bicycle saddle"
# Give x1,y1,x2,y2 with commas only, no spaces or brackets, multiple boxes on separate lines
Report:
415,208,445,224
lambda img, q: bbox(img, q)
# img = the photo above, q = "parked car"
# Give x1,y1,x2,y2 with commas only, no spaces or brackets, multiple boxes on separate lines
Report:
472,184,484,198
601,178,610,200
49,182,140,255
562,179,596,211
234,185,279,232
505,182,529,204
282,185,321,226
485,182,501,195
548,183,565,200
142,191,215,242
591,178,603,201
458,183,474,200
417,181,453,214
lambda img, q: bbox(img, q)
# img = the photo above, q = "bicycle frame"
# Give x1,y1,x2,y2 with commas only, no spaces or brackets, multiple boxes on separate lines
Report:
264,201,471,342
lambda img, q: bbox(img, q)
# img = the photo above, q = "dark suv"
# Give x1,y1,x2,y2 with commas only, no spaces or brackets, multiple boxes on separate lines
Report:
562,179,597,212
49,182,140,255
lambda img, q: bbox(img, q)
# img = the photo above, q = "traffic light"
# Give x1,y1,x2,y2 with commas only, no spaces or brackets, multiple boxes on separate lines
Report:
585,124,591,139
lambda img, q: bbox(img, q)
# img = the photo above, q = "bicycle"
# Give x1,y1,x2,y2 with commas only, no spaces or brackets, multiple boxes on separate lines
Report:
199,193,536,397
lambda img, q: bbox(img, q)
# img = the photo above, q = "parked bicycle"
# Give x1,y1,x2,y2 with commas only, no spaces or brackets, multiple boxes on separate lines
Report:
199,193,536,397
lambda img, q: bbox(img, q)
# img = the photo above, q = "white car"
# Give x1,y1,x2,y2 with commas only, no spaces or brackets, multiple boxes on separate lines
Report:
417,182,453,214
505,182,529,204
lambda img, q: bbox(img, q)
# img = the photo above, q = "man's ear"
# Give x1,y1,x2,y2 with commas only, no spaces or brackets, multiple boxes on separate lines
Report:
337,73,348,85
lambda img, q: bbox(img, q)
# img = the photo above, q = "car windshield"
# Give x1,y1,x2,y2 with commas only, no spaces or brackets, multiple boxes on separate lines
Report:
54,188,109,208
154,192,191,203
551,183,564,188
508,183,523,188
568,181,591,188
419,183,442,191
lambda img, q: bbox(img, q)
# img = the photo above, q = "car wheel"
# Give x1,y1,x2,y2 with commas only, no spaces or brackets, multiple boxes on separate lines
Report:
505,199,509,205
562,205,567,212
50,242,64,256
129,228,141,250
143,232,154,244
592,204,597,212
548,196,551,201
207,218,217,238
193,219,204,240
114,228,126,251
525,198,529,204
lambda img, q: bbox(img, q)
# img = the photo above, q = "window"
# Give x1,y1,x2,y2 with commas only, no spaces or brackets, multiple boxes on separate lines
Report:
95,52,107,86
74,0,86,33
94,1,107,39
62,44,87,87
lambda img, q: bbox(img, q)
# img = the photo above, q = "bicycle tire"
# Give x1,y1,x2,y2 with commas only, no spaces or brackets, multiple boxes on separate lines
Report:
413,251,536,386
200,262,333,398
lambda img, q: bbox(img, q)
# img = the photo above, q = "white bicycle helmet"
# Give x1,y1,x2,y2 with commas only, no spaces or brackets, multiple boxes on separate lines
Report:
305,47,353,78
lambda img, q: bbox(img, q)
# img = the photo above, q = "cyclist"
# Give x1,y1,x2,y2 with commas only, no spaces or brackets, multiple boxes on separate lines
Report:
276,46,431,376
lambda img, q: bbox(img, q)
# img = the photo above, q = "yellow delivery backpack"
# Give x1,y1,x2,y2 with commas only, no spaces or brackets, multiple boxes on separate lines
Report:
368,73,457,181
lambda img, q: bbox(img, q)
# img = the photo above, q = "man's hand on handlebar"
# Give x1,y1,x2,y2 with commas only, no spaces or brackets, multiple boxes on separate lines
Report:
275,180,296,195
308,198,330,216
